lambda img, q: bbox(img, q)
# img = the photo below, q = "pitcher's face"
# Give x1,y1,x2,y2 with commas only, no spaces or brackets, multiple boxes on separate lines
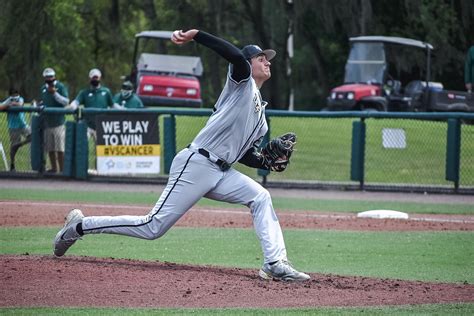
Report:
251,54,271,84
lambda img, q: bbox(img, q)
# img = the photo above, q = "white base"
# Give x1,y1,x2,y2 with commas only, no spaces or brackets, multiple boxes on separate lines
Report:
357,210,409,219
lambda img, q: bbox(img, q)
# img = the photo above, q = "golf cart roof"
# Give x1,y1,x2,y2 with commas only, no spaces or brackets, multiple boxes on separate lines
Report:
135,30,173,39
137,53,203,76
350,36,433,50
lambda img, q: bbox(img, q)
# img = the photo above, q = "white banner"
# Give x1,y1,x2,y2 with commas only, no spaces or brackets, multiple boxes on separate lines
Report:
97,156,160,175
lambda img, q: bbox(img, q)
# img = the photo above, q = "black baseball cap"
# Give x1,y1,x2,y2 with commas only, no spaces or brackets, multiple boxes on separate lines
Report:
241,45,276,61
121,81,134,90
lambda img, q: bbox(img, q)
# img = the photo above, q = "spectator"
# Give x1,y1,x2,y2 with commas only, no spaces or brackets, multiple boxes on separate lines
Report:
113,81,144,109
69,68,117,141
40,68,69,173
0,88,32,171
465,45,474,93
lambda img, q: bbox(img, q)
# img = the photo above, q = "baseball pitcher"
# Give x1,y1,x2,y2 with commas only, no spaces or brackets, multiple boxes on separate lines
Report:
53,29,310,281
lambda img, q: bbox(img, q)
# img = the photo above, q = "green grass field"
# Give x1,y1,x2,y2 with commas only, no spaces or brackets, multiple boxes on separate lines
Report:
2,112,474,187
0,186,473,314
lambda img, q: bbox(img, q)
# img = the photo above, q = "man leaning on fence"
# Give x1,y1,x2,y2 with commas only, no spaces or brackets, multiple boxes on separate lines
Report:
0,88,31,171
40,68,69,173
68,68,119,143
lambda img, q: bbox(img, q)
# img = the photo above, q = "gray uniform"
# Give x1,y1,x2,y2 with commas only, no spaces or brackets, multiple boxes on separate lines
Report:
191,68,267,162
81,66,288,264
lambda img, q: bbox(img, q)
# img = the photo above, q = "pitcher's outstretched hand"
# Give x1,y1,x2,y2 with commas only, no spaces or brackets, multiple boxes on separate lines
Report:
171,29,198,45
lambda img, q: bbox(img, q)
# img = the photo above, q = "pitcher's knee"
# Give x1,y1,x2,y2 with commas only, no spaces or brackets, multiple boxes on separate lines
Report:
252,189,272,209
141,222,169,240
146,229,167,240
142,232,163,240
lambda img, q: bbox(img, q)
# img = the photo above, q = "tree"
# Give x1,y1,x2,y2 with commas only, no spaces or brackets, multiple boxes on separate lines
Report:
0,0,49,99
0,0,471,109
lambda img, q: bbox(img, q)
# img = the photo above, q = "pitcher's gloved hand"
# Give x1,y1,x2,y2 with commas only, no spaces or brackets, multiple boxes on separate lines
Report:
261,132,297,172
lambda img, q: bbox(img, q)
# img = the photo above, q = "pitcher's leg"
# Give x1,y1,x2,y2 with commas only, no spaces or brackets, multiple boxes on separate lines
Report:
205,169,287,263
251,189,287,263
82,149,220,239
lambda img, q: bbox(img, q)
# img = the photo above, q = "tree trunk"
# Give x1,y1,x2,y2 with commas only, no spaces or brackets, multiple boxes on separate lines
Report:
302,29,329,98
3,0,49,99
359,0,372,35
141,0,160,29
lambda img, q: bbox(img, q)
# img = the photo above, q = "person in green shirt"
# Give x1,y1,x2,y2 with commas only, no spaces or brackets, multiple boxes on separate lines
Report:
113,81,144,109
465,45,474,93
0,88,31,171
69,68,117,142
40,67,69,173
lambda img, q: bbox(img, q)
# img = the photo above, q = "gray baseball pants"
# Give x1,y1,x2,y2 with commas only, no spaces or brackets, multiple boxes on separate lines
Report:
82,148,287,264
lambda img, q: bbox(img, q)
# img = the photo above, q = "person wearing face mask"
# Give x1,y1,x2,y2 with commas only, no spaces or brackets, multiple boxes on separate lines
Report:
39,67,69,173
112,81,144,109
68,68,117,142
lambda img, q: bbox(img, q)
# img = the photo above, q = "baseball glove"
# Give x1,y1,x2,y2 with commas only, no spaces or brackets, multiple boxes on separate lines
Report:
261,132,297,172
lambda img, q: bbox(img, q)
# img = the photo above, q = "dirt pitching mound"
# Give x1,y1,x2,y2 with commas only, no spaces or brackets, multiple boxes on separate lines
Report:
1,255,473,308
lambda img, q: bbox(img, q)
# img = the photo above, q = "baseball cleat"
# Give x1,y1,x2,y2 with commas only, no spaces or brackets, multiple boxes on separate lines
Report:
259,259,310,281
53,209,84,257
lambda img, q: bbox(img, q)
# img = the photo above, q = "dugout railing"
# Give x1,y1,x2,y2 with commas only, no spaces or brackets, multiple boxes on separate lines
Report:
1,106,473,194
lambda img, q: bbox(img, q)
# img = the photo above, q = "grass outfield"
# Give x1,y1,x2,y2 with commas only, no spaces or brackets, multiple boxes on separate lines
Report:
1,188,473,215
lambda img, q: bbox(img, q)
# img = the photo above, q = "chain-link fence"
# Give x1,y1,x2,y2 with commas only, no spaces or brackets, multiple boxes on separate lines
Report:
364,118,460,189
1,107,473,193
461,123,474,188
254,114,474,192
0,110,34,172
0,107,77,174
0,107,33,173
